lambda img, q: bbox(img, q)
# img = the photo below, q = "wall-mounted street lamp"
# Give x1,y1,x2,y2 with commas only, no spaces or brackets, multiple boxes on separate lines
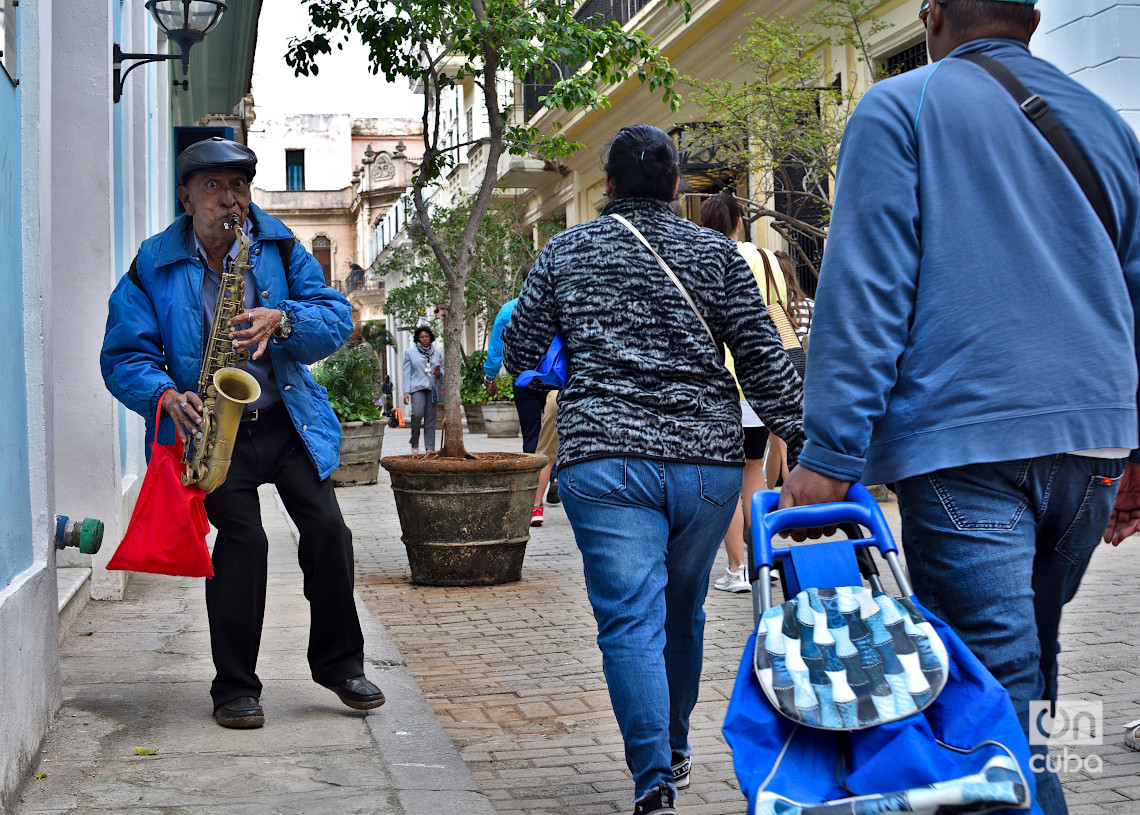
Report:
113,0,227,103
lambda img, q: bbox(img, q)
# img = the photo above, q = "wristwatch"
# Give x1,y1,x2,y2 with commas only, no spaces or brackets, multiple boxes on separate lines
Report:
275,308,294,339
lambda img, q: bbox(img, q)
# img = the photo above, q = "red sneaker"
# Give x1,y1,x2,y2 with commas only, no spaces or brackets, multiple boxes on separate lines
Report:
530,505,544,527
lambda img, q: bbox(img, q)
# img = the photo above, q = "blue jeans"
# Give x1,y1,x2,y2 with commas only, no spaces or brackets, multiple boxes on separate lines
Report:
895,454,1125,815
560,457,742,801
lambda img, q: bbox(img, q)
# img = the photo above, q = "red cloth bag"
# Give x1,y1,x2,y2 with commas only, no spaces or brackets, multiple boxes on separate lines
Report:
107,397,214,577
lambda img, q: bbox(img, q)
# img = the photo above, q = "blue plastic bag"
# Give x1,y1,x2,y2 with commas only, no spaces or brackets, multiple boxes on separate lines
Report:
514,332,567,391
724,598,1042,815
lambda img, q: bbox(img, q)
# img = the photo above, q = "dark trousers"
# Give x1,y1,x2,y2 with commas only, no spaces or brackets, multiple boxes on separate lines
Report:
513,386,546,454
202,406,364,708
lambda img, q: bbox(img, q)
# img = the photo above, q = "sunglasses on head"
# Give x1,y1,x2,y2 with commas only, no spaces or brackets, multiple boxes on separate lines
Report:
919,0,944,27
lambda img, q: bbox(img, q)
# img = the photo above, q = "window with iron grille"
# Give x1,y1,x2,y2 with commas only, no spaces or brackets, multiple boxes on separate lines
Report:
286,150,305,191
774,159,825,298
884,41,929,76
521,0,652,121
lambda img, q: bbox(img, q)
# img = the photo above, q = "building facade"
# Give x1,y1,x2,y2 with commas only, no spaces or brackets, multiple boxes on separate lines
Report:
250,114,423,394
505,0,1139,243
250,114,422,291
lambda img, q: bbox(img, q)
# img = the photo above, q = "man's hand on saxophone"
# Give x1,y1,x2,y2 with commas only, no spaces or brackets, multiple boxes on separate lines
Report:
161,387,204,443
228,306,283,361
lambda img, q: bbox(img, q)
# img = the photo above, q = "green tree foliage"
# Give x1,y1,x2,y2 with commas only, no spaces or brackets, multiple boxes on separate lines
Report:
312,345,383,423
460,351,490,404
379,197,561,340
360,320,395,350
288,0,687,457
685,0,890,276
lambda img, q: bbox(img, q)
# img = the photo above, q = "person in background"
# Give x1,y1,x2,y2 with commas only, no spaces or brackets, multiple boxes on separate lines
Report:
776,250,814,344
504,124,803,815
485,267,556,525
382,375,394,417
532,390,560,519
762,251,813,490
346,262,365,294
402,325,442,453
698,193,785,594
777,2,1140,811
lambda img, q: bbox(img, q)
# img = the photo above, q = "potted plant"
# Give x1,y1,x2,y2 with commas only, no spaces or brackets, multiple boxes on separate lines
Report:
460,351,490,433
481,374,520,439
311,345,386,487
290,0,681,585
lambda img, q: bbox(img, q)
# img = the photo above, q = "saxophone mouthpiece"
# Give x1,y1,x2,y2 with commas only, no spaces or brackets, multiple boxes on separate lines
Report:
224,215,240,230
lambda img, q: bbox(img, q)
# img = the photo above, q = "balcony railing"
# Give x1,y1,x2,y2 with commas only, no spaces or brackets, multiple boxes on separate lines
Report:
334,278,386,295
521,0,652,121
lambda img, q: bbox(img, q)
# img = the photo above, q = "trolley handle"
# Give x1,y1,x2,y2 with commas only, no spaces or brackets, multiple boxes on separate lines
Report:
752,483,897,569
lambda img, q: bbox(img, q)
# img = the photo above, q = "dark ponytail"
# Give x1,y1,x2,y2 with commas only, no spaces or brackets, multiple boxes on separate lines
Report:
699,193,743,238
603,125,680,202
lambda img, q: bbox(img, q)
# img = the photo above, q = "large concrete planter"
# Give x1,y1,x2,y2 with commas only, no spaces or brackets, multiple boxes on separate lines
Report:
381,453,548,585
463,402,486,433
482,401,519,438
331,420,385,486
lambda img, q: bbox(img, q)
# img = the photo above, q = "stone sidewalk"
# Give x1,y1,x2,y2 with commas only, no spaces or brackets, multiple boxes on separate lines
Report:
349,424,1140,815
15,484,495,815
16,419,1140,814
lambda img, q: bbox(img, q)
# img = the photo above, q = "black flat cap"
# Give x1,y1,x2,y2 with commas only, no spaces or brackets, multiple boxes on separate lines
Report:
177,136,257,185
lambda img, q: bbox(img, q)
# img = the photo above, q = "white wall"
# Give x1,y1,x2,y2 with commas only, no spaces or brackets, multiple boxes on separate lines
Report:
0,0,61,809
249,113,353,191
1033,0,1140,134
49,0,158,602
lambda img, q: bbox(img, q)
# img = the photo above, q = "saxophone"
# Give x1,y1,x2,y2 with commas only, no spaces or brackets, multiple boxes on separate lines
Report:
182,215,263,492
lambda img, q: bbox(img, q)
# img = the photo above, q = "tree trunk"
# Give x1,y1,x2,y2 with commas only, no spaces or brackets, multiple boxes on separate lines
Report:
439,271,469,458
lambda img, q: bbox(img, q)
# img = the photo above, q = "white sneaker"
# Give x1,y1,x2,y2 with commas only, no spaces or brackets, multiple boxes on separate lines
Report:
1126,725,1140,751
714,565,751,593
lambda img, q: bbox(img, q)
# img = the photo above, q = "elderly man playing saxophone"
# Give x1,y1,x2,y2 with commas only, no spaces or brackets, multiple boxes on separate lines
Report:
101,137,384,729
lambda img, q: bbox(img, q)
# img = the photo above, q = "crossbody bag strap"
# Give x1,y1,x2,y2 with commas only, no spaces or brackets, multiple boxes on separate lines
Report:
757,250,802,352
758,247,784,308
955,52,1117,246
608,213,723,364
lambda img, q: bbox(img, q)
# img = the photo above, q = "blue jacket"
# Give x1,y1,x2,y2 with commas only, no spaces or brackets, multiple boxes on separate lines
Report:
101,203,352,479
484,299,516,379
800,39,1140,485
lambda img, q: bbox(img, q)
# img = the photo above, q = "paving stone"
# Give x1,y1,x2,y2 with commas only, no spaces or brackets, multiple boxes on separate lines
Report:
345,426,1140,814
16,482,495,815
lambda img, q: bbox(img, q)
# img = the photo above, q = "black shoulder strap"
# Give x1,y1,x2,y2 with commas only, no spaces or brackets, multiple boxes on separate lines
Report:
955,52,1117,246
126,257,146,292
276,238,295,276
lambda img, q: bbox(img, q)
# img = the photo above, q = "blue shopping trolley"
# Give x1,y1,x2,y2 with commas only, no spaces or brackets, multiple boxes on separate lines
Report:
722,483,1041,815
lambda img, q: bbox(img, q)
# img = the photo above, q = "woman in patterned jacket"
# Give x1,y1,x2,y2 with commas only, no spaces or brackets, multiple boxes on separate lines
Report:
504,125,804,815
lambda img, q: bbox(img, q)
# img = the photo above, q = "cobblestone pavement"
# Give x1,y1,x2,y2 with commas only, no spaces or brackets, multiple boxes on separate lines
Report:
343,424,1140,815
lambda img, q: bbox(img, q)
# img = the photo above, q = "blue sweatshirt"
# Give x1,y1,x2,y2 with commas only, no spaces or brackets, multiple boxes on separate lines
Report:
800,39,1140,485
484,299,516,379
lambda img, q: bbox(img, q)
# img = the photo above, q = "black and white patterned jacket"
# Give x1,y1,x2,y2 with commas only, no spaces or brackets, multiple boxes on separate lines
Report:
503,197,804,469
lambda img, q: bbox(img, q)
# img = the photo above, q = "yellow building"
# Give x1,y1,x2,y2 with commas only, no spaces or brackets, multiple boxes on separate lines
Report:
500,0,927,269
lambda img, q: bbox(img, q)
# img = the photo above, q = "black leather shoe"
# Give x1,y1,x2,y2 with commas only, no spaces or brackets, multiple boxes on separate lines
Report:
213,696,264,729
323,675,386,710
546,479,560,505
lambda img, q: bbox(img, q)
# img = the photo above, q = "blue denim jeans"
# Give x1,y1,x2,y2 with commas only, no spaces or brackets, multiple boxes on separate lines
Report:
895,454,1126,815
560,457,742,801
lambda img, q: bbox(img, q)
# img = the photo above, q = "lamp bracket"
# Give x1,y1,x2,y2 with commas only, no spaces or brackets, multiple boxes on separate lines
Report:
113,43,182,103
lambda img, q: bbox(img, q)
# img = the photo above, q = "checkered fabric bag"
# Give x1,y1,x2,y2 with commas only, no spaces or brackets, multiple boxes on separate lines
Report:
753,586,949,730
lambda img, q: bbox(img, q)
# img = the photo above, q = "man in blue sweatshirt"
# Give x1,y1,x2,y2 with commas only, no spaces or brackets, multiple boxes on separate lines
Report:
779,1,1140,812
